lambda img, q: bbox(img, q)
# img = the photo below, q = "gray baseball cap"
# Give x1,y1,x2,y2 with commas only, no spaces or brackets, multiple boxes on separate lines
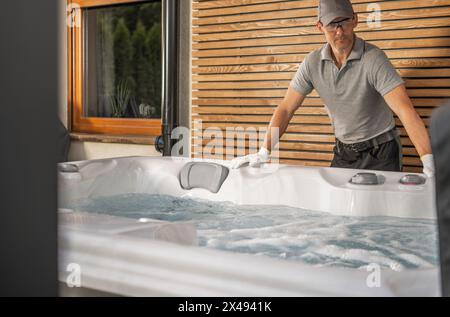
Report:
318,0,354,26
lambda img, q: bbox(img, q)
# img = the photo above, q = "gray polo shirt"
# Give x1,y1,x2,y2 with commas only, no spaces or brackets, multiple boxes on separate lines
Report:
290,36,404,143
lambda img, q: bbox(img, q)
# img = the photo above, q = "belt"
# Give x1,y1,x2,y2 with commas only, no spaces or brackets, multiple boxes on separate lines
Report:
337,129,398,153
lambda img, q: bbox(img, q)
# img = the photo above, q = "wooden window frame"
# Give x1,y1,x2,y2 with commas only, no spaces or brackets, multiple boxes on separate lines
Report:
68,0,162,136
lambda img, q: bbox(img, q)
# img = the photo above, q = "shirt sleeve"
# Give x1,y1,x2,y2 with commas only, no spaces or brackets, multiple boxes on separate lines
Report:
290,55,314,96
370,51,405,96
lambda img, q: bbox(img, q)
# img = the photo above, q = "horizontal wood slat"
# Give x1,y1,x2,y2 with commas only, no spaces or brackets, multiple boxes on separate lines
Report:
192,122,414,137
191,115,432,127
192,89,450,98
192,0,424,11
192,0,450,170
193,68,450,81
193,45,450,59
192,147,423,166
193,4,450,26
195,137,418,150
192,106,435,117
193,16,450,35
192,153,422,172
192,98,445,107
194,21,450,42
193,63,450,76
193,146,420,159
193,0,385,17
192,131,416,147
193,78,450,89
193,28,450,49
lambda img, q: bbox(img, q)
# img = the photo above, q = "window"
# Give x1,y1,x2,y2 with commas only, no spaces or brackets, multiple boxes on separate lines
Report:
68,0,162,136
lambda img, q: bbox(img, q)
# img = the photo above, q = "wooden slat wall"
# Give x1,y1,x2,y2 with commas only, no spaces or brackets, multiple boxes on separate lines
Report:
191,0,450,172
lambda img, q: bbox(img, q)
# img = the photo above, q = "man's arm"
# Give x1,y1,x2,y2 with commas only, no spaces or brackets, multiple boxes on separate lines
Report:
263,86,306,151
383,84,432,157
230,86,305,169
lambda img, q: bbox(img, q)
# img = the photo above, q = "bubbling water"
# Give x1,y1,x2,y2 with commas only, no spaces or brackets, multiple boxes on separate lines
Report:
67,193,438,270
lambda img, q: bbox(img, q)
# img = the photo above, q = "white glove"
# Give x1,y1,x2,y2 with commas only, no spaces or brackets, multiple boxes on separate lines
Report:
230,147,270,169
421,154,435,178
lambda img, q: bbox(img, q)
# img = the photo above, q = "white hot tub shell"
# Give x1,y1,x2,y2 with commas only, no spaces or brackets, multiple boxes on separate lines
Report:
58,156,440,296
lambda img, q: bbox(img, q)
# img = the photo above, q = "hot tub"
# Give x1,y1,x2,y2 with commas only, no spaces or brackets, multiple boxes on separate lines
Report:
57,156,440,296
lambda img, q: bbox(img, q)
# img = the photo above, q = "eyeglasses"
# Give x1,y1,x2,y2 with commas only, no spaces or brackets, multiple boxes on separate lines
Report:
323,18,353,31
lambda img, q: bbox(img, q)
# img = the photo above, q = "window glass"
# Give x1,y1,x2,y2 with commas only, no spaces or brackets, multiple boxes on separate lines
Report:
84,1,162,119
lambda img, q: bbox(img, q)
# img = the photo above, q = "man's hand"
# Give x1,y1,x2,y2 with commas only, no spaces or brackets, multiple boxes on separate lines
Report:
230,147,270,169
421,154,435,178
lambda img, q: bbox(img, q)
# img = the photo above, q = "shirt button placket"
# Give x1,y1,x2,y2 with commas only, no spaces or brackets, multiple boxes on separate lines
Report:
335,66,345,94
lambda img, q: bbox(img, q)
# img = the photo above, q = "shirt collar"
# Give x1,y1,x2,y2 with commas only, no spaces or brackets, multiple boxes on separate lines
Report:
320,36,365,62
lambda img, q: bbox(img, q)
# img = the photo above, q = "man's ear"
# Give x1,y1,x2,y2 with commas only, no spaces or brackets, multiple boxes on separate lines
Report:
316,21,324,33
352,13,359,28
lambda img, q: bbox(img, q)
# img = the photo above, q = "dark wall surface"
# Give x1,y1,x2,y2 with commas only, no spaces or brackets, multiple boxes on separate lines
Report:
430,102,450,297
0,0,58,296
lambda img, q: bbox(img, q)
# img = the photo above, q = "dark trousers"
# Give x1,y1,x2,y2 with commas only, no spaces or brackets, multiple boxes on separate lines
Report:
330,138,402,172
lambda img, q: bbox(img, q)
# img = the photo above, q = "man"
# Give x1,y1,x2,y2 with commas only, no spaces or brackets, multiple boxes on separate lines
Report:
231,0,434,177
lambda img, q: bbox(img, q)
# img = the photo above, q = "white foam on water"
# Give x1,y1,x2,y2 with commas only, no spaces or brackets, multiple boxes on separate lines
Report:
66,193,439,270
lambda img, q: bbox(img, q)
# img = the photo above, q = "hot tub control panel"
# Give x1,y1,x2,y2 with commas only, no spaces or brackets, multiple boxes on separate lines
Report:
399,174,426,186
349,172,381,185
349,172,427,187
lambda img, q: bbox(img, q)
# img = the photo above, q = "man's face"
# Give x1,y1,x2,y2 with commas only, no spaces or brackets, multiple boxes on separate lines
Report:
317,14,358,52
